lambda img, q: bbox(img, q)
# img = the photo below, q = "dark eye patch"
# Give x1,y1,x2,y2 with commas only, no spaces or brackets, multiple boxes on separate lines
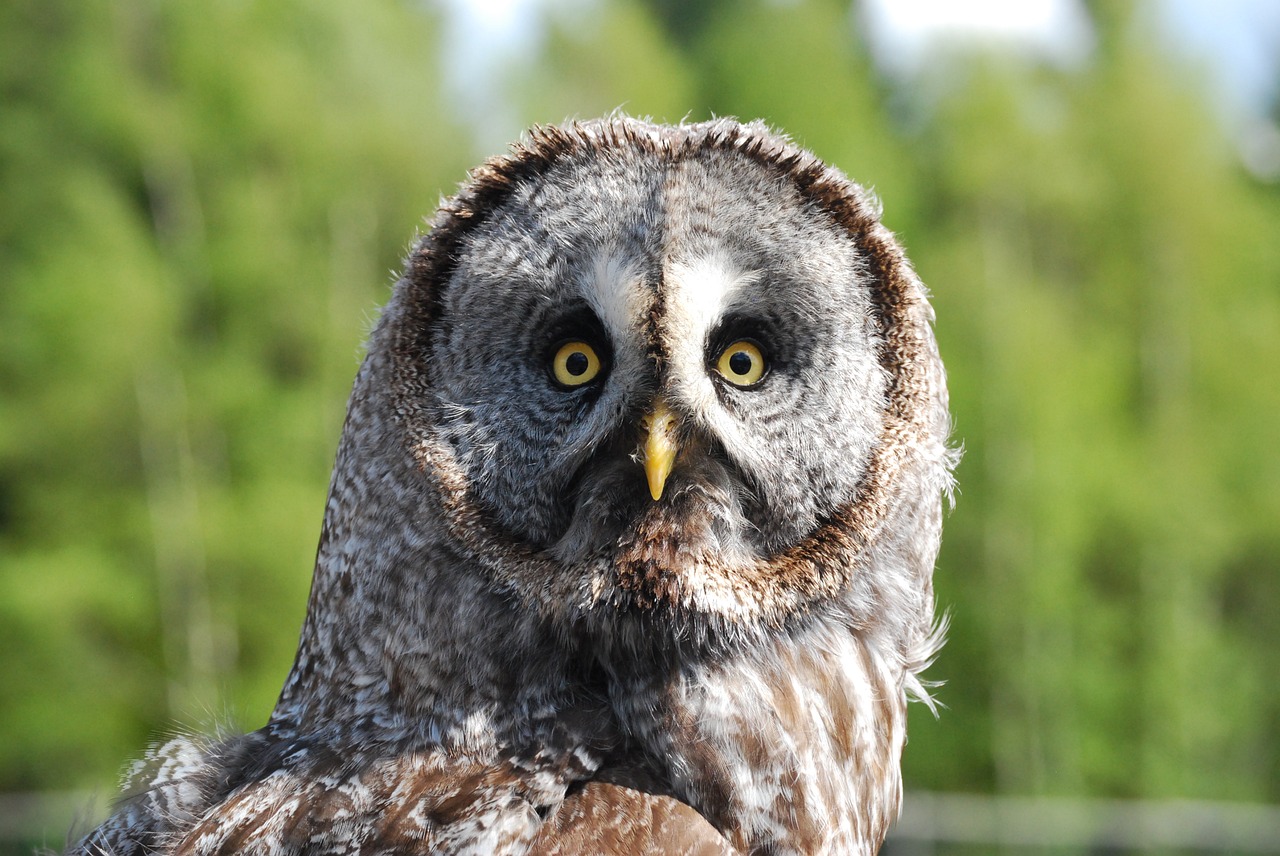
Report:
706,312,790,373
540,304,611,392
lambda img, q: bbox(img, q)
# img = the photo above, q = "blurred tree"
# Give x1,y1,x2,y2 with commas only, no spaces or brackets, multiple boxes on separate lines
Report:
900,2,1280,805
506,0,698,127
0,0,470,796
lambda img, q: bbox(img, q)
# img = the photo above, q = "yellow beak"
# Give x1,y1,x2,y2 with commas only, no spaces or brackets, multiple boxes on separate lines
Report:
640,397,679,501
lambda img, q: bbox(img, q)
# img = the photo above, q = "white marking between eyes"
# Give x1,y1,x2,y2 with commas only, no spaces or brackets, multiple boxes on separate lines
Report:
582,250,647,355
663,252,762,413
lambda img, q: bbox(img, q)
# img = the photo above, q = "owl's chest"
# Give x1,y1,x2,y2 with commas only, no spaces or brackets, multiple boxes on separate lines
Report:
166,635,902,856
606,630,907,856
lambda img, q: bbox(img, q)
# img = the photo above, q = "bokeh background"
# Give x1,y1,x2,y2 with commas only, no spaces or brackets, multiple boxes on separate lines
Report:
2,0,1278,852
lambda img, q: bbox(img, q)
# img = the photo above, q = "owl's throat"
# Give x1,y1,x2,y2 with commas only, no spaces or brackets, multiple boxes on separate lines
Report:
548,446,760,611
609,483,753,610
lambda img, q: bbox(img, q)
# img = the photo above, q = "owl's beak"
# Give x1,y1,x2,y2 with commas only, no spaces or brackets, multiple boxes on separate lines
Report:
640,397,679,501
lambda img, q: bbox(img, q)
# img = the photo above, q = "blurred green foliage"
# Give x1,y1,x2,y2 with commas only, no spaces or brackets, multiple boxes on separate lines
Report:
1,0,1277,839
0,0,470,795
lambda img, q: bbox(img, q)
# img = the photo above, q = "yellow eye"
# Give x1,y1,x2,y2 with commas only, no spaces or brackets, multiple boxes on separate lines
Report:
714,340,767,387
551,341,602,387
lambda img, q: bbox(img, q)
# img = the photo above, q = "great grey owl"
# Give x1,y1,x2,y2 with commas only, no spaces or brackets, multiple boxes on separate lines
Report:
72,117,954,856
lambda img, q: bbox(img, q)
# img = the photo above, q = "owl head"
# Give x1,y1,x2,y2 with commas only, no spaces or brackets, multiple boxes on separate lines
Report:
318,117,950,657
278,117,951,722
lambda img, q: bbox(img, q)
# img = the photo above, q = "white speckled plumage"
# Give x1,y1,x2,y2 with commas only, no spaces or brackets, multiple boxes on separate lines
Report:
71,116,955,856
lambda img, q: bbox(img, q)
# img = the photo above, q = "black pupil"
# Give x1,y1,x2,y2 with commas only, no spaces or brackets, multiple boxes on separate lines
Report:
565,350,589,376
728,350,754,376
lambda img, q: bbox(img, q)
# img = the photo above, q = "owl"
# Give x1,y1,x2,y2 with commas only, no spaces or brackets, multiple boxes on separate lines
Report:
71,117,954,856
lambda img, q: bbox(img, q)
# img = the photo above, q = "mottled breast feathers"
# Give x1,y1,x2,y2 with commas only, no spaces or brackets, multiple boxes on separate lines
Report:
71,116,954,856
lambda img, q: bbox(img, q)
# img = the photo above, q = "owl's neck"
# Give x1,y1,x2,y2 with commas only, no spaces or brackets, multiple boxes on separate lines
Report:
268,393,596,744
271,540,585,750
608,621,907,856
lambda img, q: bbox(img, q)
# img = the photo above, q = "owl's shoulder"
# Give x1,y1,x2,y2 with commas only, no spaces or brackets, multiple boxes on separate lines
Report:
71,733,732,855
